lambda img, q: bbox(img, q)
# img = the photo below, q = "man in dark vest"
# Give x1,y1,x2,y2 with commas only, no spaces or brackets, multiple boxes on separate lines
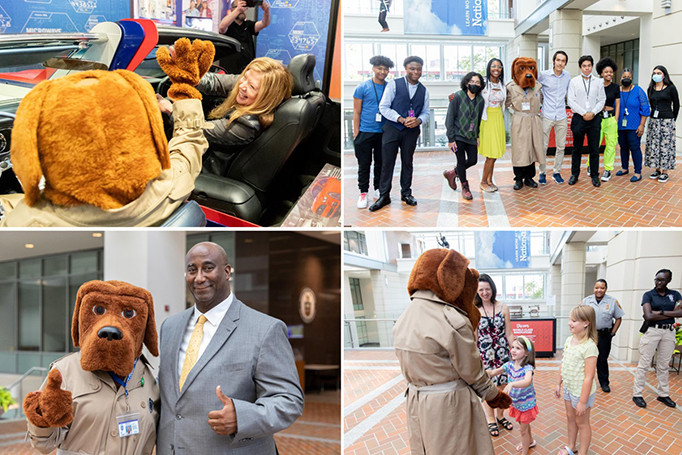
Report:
370,56,430,212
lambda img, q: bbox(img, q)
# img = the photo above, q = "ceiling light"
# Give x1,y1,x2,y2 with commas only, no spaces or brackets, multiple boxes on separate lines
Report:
25,243,34,249
92,232,102,238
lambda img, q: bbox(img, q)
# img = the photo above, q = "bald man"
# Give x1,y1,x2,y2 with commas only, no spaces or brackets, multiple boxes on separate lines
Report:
157,242,303,454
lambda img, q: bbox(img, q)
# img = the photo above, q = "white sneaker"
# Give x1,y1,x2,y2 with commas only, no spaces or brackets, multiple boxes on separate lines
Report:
373,189,381,199
357,193,368,209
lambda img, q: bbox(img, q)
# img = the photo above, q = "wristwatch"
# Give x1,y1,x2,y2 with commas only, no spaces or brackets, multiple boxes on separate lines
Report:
660,309,665,315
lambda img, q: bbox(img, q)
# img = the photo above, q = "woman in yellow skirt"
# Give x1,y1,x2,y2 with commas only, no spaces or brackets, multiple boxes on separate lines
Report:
478,58,507,192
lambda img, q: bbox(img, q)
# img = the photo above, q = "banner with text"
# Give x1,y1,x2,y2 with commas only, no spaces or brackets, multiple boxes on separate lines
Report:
474,231,531,269
0,0,130,33
404,0,488,36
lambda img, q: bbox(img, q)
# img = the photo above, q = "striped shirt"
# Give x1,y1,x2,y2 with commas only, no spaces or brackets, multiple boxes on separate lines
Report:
503,361,536,411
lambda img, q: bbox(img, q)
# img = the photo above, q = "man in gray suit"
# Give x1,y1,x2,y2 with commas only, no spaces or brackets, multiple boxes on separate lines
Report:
157,242,304,454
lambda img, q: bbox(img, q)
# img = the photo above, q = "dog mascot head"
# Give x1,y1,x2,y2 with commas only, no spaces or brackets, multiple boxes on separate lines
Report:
11,70,170,210
72,280,158,377
512,57,538,90
407,248,481,328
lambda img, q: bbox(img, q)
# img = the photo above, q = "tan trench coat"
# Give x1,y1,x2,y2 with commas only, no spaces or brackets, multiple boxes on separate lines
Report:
1,98,208,227
27,352,159,455
505,81,545,167
393,290,500,455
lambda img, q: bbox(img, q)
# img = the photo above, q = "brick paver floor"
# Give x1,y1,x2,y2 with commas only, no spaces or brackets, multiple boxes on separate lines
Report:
0,391,340,455
343,148,682,228
344,349,682,455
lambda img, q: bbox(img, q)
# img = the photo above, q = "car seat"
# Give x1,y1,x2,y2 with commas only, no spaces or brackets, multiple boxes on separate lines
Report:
191,54,324,224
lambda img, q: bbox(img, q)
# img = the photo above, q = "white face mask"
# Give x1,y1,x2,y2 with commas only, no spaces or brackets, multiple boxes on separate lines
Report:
652,74,664,83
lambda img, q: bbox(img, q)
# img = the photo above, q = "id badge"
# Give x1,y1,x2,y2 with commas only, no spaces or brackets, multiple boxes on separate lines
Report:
603,111,609,118
375,113,382,122
117,413,141,438
521,102,530,111
622,119,627,127
469,123,474,132
407,108,415,118
654,110,659,118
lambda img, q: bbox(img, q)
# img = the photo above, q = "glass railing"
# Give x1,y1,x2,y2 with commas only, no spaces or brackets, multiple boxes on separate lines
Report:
345,318,398,348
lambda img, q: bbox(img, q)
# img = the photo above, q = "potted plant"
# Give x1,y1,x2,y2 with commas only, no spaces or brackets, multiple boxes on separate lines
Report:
0,387,17,417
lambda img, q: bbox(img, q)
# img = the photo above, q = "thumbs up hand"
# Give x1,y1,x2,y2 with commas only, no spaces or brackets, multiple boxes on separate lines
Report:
23,369,73,428
207,385,238,435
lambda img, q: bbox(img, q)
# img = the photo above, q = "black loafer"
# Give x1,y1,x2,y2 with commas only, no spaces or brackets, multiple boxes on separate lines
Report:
369,195,391,212
601,384,610,393
657,396,677,408
632,396,647,408
401,195,418,206
568,175,578,185
524,178,538,188
591,176,601,187
513,180,523,190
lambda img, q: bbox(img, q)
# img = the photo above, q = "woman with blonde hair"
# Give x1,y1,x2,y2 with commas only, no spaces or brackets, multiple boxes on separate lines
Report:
158,56,293,175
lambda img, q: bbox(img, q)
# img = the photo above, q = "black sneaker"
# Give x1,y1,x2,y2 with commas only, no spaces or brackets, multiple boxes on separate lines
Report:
650,171,661,179
601,170,611,182
658,173,669,183
633,396,647,408
657,396,677,408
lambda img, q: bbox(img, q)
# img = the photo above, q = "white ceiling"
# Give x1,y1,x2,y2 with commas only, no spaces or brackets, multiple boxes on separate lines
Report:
0,231,104,262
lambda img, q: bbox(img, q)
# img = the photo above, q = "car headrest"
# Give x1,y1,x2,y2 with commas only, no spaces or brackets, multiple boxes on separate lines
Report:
288,54,316,95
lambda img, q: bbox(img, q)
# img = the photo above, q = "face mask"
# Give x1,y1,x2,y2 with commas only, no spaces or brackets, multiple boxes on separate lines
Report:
468,84,481,94
621,78,632,87
652,74,664,83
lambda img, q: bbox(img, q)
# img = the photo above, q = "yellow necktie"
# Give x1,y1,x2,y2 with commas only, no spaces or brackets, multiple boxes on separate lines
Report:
179,314,208,391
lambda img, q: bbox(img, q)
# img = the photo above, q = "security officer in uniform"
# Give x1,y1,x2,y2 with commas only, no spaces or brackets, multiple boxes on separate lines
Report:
581,279,624,393
633,269,682,409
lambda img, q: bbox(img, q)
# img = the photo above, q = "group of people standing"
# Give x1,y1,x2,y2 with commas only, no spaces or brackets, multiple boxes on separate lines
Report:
473,271,681,455
352,50,679,208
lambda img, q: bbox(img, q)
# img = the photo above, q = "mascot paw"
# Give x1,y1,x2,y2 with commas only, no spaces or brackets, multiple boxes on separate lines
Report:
23,369,73,428
486,390,512,409
156,38,216,100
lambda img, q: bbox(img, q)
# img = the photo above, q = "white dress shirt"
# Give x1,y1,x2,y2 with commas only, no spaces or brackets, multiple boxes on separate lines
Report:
567,73,606,117
177,292,234,378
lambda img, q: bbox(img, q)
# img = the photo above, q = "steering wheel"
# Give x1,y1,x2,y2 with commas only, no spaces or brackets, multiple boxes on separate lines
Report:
155,76,172,98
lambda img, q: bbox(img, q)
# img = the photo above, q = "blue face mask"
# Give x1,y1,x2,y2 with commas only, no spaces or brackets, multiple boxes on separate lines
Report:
652,74,664,83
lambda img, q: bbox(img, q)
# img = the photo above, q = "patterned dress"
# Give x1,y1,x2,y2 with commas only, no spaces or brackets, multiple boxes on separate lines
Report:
477,308,511,385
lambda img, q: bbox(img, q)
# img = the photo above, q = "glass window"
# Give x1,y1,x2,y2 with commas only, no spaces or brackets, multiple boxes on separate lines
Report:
350,277,364,311
70,251,99,274
344,231,368,255
19,281,40,351
411,44,441,81
42,277,67,352
473,46,488,74
524,274,544,299
44,255,68,276
19,259,41,278
345,42,374,82
505,275,524,300
0,262,16,278
377,43,405,81
0,282,16,351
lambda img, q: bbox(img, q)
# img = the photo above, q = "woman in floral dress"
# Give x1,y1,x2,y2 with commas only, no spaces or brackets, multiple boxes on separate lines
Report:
476,274,515,437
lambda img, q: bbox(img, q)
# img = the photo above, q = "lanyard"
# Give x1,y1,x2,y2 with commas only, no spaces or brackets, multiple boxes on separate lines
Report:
582,75,592,101
621,87,632,114
371,80,382,105
109,357,138,398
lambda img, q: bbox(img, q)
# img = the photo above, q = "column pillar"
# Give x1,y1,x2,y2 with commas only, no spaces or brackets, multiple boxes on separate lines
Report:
549,9,582,67
560,242,586,344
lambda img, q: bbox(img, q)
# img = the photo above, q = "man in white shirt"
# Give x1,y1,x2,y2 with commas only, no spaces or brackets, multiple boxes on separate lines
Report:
157,242,303,454
538,50,571,184
567,55,606,187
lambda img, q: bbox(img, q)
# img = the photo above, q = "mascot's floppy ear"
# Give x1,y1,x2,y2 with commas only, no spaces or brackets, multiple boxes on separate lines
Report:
139,286,159,356
511,57,521,85
114,70,170,170
10,80,52,206
408,249,481,327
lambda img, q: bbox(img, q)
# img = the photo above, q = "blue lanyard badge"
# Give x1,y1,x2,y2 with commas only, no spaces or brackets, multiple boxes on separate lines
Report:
109,357,138,398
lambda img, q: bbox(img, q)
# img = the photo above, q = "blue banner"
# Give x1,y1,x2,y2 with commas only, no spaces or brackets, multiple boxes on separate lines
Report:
0,0,130,33
404,0,487,36
475,231,530,269
255,0,331,90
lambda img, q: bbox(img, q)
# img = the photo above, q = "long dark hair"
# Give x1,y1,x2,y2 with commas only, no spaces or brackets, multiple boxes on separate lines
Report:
485,58,504,85
648,65,675,98
474,273,497,307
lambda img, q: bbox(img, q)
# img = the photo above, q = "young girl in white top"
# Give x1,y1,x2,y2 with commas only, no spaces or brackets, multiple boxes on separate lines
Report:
555,305,598,455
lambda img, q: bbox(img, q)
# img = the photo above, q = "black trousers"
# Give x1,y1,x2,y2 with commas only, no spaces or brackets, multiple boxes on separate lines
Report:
513,164,536,181
454,140,478,183
597,328,613,386
353,131,383,193
378,11,388,28
570,114,602,177
379,125,421,198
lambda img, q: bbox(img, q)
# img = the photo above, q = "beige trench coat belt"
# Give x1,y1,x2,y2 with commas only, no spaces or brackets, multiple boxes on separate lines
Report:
406,379,468,396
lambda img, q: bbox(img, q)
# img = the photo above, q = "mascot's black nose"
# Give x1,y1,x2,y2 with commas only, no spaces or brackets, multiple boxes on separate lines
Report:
98,327,123,341
525,73,533,78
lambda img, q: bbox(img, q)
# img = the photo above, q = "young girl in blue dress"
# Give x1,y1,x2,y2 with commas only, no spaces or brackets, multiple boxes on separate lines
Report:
488,336,538,454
